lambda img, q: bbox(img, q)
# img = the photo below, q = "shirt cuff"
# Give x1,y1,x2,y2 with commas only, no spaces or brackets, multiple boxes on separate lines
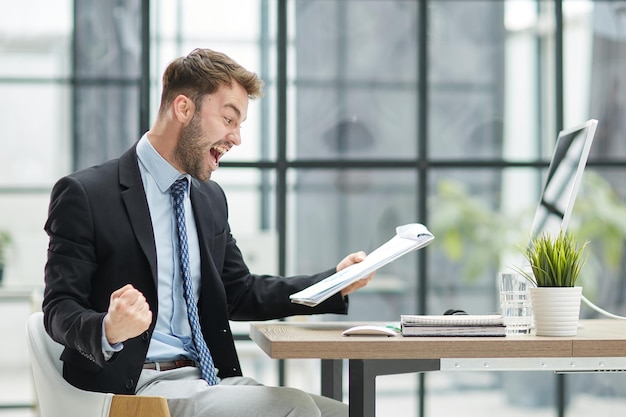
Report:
101,315,123,360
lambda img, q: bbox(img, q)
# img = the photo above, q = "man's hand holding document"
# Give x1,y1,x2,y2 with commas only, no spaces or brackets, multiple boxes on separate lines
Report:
290,223,435,307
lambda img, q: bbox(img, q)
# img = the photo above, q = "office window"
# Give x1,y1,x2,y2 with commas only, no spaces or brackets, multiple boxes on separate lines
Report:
0,0,73,409
0,0,72,289
294,0,419,160
429,1,507,159
0,2,73,187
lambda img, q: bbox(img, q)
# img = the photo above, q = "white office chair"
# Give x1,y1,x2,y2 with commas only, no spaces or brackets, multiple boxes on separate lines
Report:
26,312,170,417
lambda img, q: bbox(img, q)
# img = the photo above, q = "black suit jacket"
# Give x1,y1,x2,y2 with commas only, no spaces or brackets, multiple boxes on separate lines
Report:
42,144,348,394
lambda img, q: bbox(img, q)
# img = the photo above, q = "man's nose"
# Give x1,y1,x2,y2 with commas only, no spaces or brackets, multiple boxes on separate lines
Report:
229,128,241,146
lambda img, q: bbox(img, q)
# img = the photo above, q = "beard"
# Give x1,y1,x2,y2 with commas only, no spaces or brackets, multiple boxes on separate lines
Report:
174,112,212,182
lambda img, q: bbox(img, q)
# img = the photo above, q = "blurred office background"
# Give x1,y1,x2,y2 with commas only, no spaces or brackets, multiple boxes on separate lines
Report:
2,0,626,416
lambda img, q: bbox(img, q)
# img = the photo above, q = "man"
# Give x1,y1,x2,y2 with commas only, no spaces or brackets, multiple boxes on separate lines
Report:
43,48,373,417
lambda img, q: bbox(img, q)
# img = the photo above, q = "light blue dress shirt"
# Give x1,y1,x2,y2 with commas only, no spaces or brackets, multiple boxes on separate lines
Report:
102,134,204,363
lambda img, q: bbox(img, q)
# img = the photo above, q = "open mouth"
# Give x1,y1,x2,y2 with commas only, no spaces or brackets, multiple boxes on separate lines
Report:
210,145,228,166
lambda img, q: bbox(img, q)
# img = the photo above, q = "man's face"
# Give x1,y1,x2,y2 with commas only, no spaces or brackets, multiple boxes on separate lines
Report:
174,82,248,182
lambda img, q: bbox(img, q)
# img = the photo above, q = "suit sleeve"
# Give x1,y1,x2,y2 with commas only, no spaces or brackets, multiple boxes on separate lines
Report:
42,175,108,367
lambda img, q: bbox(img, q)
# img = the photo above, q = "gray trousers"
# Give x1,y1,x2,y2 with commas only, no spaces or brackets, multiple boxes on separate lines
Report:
136,367,348,417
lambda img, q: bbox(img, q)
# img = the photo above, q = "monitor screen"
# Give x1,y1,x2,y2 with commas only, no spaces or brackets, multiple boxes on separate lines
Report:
529,119,598,239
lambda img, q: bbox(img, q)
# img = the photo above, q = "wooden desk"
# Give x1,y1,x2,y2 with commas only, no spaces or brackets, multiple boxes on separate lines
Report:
250,320,626,417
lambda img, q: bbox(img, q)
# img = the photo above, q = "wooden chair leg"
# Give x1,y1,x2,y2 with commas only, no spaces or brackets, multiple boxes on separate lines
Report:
109,395,171,417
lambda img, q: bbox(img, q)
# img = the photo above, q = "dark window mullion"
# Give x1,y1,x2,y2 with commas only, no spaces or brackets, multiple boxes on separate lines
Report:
417,2,429,417
140,0,150,135
276,0,288,389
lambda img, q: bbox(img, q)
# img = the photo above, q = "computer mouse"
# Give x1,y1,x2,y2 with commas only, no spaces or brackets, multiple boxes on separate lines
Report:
341,325,398,337
443,309,468,315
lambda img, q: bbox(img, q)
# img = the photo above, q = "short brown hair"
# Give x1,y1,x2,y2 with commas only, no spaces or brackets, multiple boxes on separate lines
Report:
159,48,264,113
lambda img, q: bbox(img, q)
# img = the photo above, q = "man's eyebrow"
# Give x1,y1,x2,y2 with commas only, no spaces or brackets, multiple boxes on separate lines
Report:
225,103,247,123
225,103,241,119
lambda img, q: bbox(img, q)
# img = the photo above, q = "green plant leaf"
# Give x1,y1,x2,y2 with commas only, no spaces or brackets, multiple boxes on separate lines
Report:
520,231,587,287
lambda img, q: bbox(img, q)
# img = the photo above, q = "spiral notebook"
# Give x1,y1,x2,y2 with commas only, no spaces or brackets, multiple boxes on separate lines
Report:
400,314,506,337
400,314,504,326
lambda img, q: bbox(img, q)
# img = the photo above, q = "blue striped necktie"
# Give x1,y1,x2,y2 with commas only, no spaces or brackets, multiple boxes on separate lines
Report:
170,178,218,385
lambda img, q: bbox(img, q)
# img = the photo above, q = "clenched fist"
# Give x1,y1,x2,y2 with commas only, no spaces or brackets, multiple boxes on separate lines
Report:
104,284,152,344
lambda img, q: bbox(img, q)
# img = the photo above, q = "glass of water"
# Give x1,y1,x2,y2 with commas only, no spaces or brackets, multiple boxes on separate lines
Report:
498,272,533,335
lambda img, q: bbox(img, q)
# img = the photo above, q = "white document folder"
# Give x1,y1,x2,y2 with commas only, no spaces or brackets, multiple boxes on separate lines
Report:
289,223,435,307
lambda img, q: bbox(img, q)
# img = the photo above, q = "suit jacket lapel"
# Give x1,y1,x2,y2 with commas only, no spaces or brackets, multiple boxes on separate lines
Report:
190,179,216,261
190,179,229,306
119,145,158,284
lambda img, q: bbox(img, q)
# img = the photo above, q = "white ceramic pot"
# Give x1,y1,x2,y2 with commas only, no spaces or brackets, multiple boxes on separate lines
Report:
529,286,582,336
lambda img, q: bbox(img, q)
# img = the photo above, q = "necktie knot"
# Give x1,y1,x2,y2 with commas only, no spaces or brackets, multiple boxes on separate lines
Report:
170,178,188,199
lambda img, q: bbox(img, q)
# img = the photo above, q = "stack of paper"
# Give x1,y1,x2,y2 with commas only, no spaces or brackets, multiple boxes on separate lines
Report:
400,314,506,337
290,223,435,307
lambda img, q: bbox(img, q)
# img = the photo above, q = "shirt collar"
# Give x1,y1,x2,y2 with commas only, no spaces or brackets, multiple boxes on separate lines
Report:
137,134,190,193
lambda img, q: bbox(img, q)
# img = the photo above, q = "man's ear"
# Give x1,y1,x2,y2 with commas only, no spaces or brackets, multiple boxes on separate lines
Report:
172,95,195,123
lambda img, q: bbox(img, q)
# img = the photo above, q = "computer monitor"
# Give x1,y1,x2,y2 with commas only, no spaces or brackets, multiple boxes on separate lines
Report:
529,119,598,239
524,119,626,318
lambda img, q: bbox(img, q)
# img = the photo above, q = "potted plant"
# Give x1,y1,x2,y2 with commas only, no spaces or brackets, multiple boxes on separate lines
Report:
515,230,588,336
0,230,12,285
